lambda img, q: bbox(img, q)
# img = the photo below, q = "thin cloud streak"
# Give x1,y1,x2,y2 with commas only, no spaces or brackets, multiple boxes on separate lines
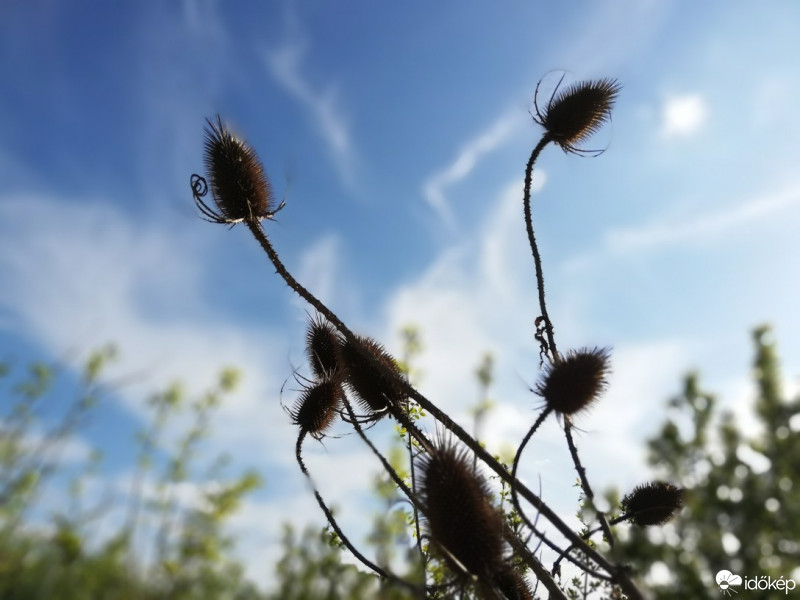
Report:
263,40,357,190
422,110,525,232
606,184,800,254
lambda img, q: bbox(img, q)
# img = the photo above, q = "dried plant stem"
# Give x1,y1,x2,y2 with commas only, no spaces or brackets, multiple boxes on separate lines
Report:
563,418,614,546
344,398,416,505
296,432,434,597
294,432,391,581
406,404,425,566
246,218,647,600
511,406,552,535
507,407,607,579
523,134,558,359
504,527,570,600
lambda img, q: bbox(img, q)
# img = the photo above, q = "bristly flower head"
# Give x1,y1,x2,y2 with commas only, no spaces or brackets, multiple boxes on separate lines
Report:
533,75,621,155
622,481,684,526
290,379,343,440
536,347,610,416
492,567,533,600
340,336,406,416
306,315,343,380
190,116,285,225
417,438,506,582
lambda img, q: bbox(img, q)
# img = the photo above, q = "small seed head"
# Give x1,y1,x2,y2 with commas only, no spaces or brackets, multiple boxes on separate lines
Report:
622,481,684,526
492,568,533,600
290,379,343,439
536,347,610,416
306,316,343,380
340,336,406,415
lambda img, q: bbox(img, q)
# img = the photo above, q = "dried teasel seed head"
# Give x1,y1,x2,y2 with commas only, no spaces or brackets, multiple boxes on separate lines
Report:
492,568,533,600
340,336,406,415
306,316,343,380
622,481,684,527
417,439,506,582
534,76,621,154
290,379,343,439
536,347,610,416
193,116,280,224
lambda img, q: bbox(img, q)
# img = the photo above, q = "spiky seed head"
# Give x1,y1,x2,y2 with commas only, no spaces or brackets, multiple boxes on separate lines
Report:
536,347,610,416
306,316,343,380
622,482,684,526
290,379,343,439
200,116,275,223
340,336,406,415
417,439,506,582
538,77,621,154
492,568,533,600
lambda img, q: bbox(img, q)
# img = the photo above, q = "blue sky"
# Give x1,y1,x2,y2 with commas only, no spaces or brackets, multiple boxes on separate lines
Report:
2,0,800,590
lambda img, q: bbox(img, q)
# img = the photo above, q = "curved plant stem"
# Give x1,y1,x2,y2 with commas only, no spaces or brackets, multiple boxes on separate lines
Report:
245,218,648,600
523,134,558,360
563,417,615,546
511,406,552,535
296,430,432,596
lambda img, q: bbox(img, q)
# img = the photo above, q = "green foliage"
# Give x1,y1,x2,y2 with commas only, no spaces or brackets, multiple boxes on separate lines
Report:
0,349,265,600
615,326,800,599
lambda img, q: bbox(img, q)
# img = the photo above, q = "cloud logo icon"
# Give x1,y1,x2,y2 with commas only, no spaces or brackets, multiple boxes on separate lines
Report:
716,570,742,595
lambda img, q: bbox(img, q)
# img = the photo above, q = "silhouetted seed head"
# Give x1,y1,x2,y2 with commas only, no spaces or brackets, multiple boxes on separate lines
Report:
340,336,406,415
534,77,621,154
536,347,610,416
290,379,343,439
193,116,278,224
492,568,533,600
306,316,343,380
417,439,506,582
622,482,684,526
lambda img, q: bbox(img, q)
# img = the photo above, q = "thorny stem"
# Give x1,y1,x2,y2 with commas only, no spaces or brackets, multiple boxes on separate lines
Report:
563,417,615,547
406,406,425,569
504,527,570,600
523,136,617,549
523,134,557,360
246,218,648,600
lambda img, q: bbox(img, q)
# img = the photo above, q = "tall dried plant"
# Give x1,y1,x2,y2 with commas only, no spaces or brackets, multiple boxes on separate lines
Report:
190,73,682,600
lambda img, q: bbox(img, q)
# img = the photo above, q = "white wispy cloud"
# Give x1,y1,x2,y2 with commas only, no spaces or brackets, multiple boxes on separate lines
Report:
422,110,526,232
0,193,401,590
381,177,693,521
0,195,294,457
605,183,800,254
264,40,356,190
660,94,708,138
